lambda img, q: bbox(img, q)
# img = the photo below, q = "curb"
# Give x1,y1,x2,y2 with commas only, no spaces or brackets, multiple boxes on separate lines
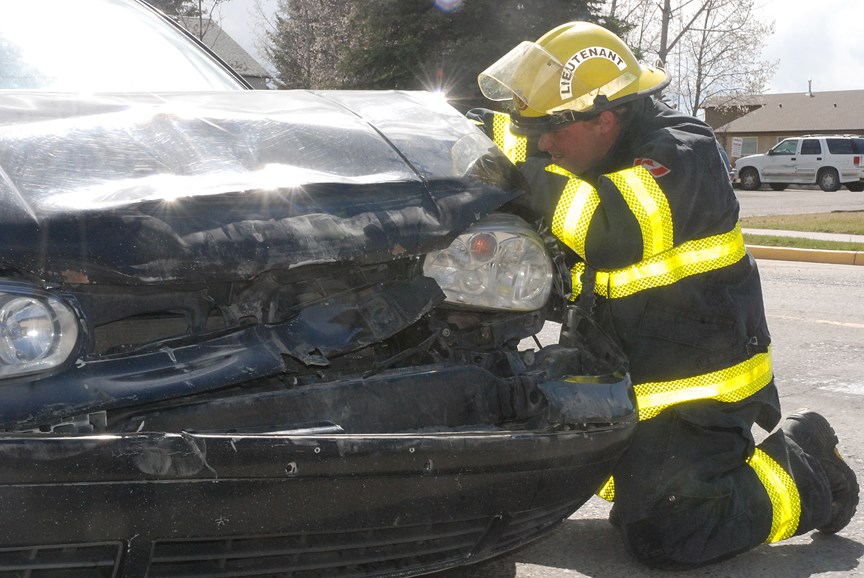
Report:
747,245,864,266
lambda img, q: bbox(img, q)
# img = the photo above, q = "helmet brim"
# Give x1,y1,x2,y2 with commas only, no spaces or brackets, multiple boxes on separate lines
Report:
509,71,671,136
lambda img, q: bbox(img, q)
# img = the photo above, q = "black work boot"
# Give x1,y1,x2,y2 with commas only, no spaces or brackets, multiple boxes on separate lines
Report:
782,410,859,533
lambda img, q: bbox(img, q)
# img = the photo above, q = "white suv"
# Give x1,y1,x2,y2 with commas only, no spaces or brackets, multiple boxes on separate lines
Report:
734,135,864,192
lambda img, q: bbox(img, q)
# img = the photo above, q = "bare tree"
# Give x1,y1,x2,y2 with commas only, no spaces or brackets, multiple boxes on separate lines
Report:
148,0,234,42
675,0,775,116
603,0,776,115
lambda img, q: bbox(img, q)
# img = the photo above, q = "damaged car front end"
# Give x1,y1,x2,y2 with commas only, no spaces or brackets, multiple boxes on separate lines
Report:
0,4,635,576
0,89,636,577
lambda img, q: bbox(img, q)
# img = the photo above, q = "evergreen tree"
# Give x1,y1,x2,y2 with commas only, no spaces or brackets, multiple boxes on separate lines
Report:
265,0,350,89
264,0,609,106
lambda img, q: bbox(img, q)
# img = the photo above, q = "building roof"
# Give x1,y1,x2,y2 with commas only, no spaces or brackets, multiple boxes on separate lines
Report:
179,16,270,80
710,90,864,133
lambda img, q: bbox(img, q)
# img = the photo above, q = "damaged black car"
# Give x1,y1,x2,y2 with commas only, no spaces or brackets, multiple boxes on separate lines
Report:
0,1,636,576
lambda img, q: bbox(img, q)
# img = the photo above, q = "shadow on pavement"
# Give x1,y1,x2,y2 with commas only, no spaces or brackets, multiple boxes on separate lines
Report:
432,518,864,578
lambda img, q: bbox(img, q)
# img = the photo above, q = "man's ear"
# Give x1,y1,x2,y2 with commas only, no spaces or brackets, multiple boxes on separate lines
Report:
595,109,623,142
596,110,619,132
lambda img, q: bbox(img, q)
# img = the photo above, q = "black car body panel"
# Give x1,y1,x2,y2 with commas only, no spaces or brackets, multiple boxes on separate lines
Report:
0,4,637,576
0,91,515,284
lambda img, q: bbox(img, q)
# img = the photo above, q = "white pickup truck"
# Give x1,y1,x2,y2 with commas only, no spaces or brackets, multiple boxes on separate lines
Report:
734,135,864,192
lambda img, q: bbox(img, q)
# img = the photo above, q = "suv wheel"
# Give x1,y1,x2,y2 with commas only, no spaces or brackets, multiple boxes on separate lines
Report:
739,168,761,191
769,183,788,191
818,168,841,192
847,183,864,192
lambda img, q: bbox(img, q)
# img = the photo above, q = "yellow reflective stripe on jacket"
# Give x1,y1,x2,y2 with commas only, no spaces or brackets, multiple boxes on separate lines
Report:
748,448,801,542
547,165,745,301
605,166,673,259
549,165,673,261
491,112,528,164
596,349,774,503
569,261,586,299
597,477,615,502
634,349,773,421
567,224,745,301
549,165,600,257
592,224,746,299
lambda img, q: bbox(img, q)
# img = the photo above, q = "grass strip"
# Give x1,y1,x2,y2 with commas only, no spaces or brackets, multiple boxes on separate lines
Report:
744,234,864,252
740,211,864,235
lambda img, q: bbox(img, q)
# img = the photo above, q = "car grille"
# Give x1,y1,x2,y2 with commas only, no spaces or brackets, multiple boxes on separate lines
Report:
0,541,122,578
146,502,576,577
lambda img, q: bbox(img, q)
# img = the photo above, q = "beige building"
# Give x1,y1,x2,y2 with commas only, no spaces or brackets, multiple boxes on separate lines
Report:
703,89,864,164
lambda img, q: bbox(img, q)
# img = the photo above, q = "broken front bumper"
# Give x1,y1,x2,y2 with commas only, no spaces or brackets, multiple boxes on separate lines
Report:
0,362,635,578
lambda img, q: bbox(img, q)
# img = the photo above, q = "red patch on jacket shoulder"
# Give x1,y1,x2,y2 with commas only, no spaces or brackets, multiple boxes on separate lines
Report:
634,158,671,177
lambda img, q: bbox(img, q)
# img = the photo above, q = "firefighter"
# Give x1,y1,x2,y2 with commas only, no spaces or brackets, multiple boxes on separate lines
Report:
471,21,858,569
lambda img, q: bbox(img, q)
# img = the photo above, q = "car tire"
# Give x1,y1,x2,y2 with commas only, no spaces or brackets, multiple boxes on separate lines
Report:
739,168,761,191
818,168,841,192
769,183,788,191
847,183,864,192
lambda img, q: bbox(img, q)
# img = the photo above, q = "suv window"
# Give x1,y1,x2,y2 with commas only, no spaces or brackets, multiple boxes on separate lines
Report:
827,138,864,154
800,139,822,155
771,140,798,155
826,139,853,154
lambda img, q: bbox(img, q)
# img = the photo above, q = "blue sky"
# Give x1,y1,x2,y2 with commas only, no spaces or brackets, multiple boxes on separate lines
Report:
219,0,864,96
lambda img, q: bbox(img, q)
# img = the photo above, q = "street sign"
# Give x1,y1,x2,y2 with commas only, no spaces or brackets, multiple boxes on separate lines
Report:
731,137,743,158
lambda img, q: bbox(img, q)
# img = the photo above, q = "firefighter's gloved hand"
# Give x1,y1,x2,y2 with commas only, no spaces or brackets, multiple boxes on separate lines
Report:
560,303,628,376
463,150,517,187
465,107,496,139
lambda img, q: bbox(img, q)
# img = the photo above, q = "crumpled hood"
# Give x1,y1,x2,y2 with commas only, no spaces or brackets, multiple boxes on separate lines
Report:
0,90,518,284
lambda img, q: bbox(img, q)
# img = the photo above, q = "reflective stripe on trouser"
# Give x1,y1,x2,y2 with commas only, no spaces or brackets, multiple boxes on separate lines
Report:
596,353,802,542
747,448,801,542
491,112,527,164
597,351,771,481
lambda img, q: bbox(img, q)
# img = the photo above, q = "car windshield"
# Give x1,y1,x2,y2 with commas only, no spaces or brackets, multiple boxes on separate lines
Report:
0,0,245,91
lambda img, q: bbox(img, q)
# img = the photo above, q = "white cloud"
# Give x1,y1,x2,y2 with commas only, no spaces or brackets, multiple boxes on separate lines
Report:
760,0,864,93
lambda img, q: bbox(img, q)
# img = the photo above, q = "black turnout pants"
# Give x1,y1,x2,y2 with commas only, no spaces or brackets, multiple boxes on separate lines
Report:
609,383,832,569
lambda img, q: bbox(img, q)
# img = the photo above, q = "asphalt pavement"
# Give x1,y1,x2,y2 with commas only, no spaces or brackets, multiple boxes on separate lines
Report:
734,186,864,265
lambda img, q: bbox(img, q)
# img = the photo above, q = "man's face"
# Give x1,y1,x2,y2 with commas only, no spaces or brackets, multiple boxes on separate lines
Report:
536,112,619,175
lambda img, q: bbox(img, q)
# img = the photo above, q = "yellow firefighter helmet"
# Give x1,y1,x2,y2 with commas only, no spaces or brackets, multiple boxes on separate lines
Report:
478,22,669,134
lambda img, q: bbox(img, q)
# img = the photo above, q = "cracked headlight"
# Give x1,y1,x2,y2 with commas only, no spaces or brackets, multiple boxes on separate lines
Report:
0,283,80,379
424,213,553,311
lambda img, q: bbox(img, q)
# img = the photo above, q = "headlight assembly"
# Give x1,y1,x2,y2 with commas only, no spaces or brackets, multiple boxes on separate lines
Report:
0,283,80,379
424,213,554,311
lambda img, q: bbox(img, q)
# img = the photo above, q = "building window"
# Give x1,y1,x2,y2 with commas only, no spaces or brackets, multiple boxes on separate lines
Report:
741,137,758,156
